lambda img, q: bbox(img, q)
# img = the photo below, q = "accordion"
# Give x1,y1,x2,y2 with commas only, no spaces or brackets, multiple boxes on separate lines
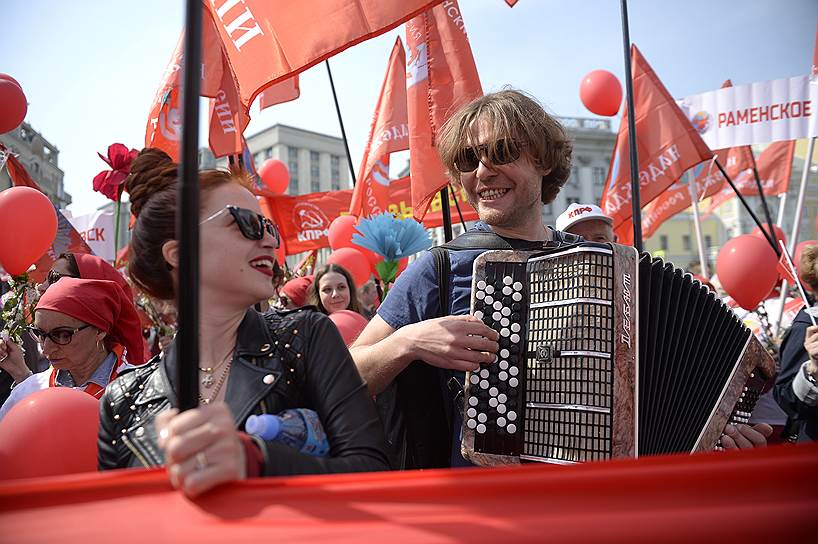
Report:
461,242,775,466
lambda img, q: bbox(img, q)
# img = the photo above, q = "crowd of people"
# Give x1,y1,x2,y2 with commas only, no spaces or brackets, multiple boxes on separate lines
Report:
0,89,815,495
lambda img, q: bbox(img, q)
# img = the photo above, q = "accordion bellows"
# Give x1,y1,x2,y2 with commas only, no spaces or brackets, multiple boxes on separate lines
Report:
462,243,775,466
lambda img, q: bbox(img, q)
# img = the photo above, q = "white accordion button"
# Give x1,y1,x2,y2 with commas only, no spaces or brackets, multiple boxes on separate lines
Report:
484,295,494,305
469,374,480,385
476,290,485,300
493,300,503,311
469,396,478,406
497,417,506,427
500,317,510,327
467,419,477,429
478,413,487,423
489,397,498,408
509,377,519,387
512,292,523,302
508,411,517,421
513,281,523,291
497,404,507,414
474,310,484,320
493,312,502,321
477,280,486,290
501,306,511,317
502,286,512,296
489,386,498,397
485,285,495,294
507,423,517,434
498,393,507,403
500,349,510,358
510,333,520,343
498,371,508,381
509,366,519,376
480,368,489,379
477,424,487,434
511,323,521,333
500,328,510,338
503,275,513,285
467,407,477,418
480,379,489,389
499,360,509,370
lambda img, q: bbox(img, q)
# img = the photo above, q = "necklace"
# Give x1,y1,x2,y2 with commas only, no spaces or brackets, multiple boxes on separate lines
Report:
199,350,233,388
198,361,231,405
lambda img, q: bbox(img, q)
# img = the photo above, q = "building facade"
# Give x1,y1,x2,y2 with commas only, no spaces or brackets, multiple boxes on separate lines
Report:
0,122,71,208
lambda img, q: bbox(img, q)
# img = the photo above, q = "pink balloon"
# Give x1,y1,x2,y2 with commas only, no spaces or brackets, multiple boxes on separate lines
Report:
258,159,290,195
327,247,370,287
329,309,369,345
579,70,622,117
0,388,100,480
750,224,786,251
328,215,358,250
0,186,58,275
716,235,779,310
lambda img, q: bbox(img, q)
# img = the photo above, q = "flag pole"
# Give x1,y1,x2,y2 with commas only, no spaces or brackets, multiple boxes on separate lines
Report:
686,171,709,277
448,183,468,230
774,136,815,335
715,159,780,256
176,0,203,411
619,0,643,253
749,150,777,240
325,60,358,187
440,187,454,242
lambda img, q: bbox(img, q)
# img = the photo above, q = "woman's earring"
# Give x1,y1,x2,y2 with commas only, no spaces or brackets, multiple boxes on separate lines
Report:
96,337,104,352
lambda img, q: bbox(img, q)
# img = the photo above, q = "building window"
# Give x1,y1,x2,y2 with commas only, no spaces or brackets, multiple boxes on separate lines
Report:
660,235,669,251
310,151,320,192
566,197,580,206
682,235,691,251
592,166,606,186
331,155,341,190
569,166,580,187
543,203,553,215
705,235,712,249
287,146,299,194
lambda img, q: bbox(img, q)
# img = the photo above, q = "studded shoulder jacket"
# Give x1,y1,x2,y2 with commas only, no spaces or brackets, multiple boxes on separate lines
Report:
97,307,391,475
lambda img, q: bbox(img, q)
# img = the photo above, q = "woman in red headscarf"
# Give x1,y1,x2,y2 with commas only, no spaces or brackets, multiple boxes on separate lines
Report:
0,278,145,420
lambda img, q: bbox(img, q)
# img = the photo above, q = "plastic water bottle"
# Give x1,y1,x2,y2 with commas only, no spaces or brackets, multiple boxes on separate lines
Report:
244,409,330,457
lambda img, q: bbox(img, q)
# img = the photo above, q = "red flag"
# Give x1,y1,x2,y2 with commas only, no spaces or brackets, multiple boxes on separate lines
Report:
349,37,408,218
702,140,795,214
600,45,713,235
208,54,251,158
777,250,798,285
505,0,520,6
205,0,440,108
259,76,300,110
406,0,483,220
1,144,93,282
812,23,818,78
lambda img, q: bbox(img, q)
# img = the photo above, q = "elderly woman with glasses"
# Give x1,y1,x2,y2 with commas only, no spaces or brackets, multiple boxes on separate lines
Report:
97,149,388,497
0,278,145,420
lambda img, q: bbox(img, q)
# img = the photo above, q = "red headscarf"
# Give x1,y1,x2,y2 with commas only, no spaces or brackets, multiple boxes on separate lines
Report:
281,275,314,307
36,278,146,365
73,253,134,300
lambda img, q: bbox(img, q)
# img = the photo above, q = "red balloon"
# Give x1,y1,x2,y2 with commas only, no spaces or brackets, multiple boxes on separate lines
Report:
0,73,22,89
329,309,369,345
327,247,370,287
716,235,779,310
0,78,27,133
0,186,58,275
794,240,818,291
750,224,786,251
579,70,622,117
328,215,359,250
258,159,290,195
0,388,100,480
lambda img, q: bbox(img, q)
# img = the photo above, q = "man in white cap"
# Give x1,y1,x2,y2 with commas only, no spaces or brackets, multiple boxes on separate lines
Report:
555,203,617,243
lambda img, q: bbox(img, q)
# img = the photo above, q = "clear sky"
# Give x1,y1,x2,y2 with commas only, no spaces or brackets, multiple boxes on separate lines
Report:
3,0,816,215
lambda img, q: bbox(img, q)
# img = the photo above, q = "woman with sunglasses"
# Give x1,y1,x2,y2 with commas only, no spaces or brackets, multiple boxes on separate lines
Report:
0,278,145,420
98,149,388,497
0,253,143,403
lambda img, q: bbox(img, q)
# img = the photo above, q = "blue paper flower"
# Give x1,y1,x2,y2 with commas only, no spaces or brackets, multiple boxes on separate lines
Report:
352,213,432,261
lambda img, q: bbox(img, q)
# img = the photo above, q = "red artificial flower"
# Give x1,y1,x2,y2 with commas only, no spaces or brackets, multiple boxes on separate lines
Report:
93,143,138,201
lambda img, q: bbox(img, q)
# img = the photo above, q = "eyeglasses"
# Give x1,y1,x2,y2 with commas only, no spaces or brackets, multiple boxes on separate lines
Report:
28,324,91,346
201,206,280,248
453,139,523,173
46,269,75,285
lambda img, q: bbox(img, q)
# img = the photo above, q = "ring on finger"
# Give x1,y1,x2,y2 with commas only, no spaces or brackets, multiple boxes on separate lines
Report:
195,451,208,471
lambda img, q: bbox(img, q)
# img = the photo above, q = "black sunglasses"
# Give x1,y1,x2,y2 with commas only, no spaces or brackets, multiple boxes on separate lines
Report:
201,206,280,248
28,324,91,346
454,139,523,173
46,269,76,285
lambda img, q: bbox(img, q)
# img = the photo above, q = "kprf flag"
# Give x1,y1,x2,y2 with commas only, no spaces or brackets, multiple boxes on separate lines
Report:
702,140,796,214
679,75,818,149
0,144,93,282
349,37,408,218
204,0,440,108
208,52,251,158
406,0,483,220
601,44,713,243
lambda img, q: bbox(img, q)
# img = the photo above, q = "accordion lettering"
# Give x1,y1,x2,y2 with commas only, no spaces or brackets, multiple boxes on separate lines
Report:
462,243,774,466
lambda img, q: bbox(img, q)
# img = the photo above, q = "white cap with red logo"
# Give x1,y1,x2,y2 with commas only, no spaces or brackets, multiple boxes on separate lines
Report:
555,203,613,232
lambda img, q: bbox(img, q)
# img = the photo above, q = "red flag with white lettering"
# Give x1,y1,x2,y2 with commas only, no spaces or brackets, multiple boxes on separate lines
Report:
702,140,796,214
349,37,408,218
600,45,713,238
208,54,250,158
204,0,440,108
406,0,483,220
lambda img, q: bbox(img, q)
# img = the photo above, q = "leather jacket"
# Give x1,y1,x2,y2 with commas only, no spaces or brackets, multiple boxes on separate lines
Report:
98,307,390,475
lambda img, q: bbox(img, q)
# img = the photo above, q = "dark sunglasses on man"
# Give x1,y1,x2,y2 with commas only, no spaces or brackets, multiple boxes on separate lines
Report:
28,324,91,346
454,138,523,173
46,269,76,286
201,205,280,248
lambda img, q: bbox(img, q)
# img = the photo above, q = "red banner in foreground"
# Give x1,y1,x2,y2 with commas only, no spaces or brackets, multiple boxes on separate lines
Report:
0,443,815,542
263,177,479,255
